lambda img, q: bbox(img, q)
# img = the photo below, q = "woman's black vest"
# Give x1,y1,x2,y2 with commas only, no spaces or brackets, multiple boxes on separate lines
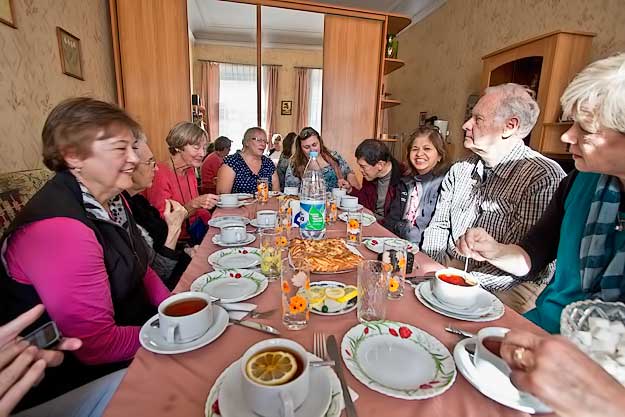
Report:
0,170,156,410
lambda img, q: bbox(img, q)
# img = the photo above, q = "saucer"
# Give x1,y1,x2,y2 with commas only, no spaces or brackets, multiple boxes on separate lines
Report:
415,282,505,322
249,219,277,229
217,354,333,417
217,201,245,208
454,338,552,414
139,306,229,355
190,269,268,303
338,204,363,212
424,283,492,316
338,212,376,226
363,237,416,254
208,216,250,228
212,233,256,247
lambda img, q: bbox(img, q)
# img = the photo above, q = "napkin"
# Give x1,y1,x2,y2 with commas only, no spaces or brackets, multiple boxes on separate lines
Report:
220,302,257,320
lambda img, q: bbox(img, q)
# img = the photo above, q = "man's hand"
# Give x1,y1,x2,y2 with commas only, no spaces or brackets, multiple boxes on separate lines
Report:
337,179,352,193
456,227,500,262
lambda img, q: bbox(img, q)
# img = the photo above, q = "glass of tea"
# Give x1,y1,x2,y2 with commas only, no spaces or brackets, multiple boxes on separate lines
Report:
357,260,389,322
383,240,407,300
257,178,269,203
259,228,285,281
346,209,363,246
281,258,311,330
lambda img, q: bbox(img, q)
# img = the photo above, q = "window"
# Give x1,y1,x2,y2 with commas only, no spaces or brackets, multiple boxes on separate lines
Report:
218,63,258,152
308,68,322,133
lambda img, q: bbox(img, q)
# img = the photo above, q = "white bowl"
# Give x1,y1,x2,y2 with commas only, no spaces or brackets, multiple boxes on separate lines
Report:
431,267,481,308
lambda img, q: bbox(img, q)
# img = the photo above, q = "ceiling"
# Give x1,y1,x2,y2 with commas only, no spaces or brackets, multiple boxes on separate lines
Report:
188,0,445,46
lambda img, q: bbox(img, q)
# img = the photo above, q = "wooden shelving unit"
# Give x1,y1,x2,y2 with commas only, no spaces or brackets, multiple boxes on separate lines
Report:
381,99,401,109
387,14,411,35
384,58,405,75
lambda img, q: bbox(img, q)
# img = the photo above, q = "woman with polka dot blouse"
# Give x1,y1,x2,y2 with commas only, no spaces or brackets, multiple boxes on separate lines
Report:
216,127,280,194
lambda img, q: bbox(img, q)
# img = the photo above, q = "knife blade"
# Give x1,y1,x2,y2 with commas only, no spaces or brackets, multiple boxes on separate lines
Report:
229,318,280,335
326,335,358,417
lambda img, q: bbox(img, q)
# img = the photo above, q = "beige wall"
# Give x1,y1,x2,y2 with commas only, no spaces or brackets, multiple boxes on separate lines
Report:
192,42,323,138
0,0,117,174
387,0,625,159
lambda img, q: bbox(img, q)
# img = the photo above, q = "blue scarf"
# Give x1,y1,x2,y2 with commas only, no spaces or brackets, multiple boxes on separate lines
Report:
580,175,625,300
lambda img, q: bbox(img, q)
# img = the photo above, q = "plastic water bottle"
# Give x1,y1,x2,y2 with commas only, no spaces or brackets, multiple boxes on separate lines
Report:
299,151,326,240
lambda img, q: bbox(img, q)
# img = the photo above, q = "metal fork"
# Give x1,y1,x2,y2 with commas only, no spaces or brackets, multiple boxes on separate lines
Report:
313,332,328,359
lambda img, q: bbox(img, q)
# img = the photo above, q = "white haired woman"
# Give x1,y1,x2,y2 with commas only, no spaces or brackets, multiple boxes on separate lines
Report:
457,53,625,334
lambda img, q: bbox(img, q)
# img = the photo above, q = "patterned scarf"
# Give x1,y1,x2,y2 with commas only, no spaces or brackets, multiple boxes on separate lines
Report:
580,175,625,300
78,182,129,230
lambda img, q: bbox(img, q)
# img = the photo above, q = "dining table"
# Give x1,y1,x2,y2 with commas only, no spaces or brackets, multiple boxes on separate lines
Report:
103,198,546,417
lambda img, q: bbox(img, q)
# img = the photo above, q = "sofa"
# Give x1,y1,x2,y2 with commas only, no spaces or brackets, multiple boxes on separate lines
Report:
0,169,53,236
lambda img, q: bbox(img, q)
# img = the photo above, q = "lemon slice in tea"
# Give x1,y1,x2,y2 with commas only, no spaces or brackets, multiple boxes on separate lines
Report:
325,287,345,300
245,350,298,386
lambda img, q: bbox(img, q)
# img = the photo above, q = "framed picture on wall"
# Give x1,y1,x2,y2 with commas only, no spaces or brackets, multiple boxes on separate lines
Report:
0,0,17,28
56,27,84,80
281,100,292,116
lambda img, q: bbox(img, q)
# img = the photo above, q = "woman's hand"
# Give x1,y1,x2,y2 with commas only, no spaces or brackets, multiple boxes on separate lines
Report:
500,330,625,417
337,179,352,193
163,199,187,231
188,194,219,211
456,227,501,261
0,305,82,417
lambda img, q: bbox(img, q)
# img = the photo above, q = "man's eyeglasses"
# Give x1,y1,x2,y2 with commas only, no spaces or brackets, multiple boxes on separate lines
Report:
139,159,157,169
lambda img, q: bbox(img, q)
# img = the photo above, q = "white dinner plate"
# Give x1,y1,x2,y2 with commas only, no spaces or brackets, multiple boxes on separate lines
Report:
139,306,229,355
190,269,268,303
454,338,552,414
309,281,358,316
212,233,256,247
341,320,456,400
207,216,250,228
415,282,505,322
206,352,340,417
208,247,261,269
338,212,377,226
338,204,363,212
363,237,416,254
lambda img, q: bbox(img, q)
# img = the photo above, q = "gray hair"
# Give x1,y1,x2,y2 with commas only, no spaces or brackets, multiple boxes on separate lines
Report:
242,127,267,147
484,83,540,138
166,122,207,155
561,53,625,133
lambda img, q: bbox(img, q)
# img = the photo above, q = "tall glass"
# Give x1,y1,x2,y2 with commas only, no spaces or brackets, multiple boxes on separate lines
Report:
257,178,269,203
346,209,363,246
357,260,389,322
259,228,285,281
383,240,407,300
281,258,311,330
325,192,338,224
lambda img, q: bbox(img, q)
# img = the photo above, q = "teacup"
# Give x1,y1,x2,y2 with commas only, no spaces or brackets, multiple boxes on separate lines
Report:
284,186,299,196
241,338,310,417
431,267,481,308
473,327,517,395
256,210,277,227
332,188,346,201
221,224,247,244
157,292,213,344
340,196,358,209
220,194,239,207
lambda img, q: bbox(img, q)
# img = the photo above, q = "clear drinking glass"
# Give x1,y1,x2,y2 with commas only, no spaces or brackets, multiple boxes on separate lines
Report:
257,178,269,203
346,209,363,246
325,192,338,224
281,258,311,330
357,260,389,322
383,240,407,300
259,228,285,281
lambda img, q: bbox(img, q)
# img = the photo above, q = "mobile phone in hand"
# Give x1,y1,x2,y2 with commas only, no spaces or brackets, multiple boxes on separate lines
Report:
24,321,61,349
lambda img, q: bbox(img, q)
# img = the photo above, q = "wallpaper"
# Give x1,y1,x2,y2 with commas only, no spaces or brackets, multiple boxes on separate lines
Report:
192,42,323,138
0,0,116,174
387,0,625,159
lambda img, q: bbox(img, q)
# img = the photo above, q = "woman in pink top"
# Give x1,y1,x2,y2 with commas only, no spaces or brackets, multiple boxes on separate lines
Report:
145,122,218,243
0,98,170,410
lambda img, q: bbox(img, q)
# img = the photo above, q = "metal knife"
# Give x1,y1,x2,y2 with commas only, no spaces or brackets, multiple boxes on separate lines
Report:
326,335,358,417
444,326,476,339
228,318,280,335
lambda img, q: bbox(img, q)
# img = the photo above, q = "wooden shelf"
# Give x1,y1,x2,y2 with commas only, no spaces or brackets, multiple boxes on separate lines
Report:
387,15,411,35
384,58,405,75
381,99,401,109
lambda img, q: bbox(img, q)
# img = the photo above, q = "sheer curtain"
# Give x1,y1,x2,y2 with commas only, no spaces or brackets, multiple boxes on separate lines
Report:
199,61,220,141
308,69,323,133
262,65,279,138
218,63,258,151
295,68,310,132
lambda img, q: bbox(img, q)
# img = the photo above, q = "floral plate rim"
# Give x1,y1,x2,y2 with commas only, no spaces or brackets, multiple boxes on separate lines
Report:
190,269,268,303
207,247,261,269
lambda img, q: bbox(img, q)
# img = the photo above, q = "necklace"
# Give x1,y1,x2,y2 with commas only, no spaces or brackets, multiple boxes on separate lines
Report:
617,212,625,232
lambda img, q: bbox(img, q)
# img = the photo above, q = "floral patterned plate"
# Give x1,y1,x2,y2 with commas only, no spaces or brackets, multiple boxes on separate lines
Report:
208,247,261,269
190,269,268,303
338,212,376,227
341,320,456,400
363,237,416,254
207,216,250,228
205,353,344,417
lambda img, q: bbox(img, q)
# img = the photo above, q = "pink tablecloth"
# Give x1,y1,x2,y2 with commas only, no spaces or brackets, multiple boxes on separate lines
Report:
104,200,543,417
